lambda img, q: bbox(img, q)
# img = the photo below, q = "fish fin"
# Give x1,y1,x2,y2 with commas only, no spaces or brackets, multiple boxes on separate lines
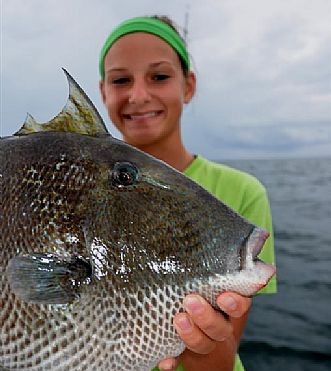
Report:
15,113,41,134
6,253,92,304
15,68,110,136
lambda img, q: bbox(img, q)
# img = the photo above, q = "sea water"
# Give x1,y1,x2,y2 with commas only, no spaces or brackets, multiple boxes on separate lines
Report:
222,157,331,371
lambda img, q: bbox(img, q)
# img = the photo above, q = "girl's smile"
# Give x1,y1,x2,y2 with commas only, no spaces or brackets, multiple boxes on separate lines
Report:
122,110,164,123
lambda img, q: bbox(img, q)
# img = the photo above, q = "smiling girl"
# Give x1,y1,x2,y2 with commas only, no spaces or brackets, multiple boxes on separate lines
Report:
99,15,276,371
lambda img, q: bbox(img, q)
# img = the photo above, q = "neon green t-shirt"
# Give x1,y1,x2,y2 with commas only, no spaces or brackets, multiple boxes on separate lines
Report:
153,155,276,371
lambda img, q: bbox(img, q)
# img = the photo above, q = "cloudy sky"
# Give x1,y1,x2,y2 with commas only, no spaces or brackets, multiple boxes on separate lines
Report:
1,0,330,159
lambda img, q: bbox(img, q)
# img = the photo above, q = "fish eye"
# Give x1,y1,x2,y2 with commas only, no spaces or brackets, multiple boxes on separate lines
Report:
111,162,139,187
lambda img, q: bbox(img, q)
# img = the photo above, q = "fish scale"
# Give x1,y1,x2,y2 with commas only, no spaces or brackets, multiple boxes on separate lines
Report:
0,70,275,370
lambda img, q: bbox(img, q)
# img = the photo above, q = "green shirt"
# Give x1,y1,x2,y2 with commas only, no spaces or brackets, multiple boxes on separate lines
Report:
153,155,277,371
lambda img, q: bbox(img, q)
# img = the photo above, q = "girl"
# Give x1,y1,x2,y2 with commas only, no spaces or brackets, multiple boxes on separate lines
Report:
99,15,276,371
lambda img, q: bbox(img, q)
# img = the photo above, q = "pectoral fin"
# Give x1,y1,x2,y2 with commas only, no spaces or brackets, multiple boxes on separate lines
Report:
6,253,92,304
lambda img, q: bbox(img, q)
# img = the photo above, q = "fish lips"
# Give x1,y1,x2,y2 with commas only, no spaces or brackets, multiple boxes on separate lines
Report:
241,227,275,272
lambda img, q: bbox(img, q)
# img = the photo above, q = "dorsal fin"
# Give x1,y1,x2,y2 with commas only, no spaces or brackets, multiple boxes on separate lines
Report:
19,113,39,132
15,69,110,136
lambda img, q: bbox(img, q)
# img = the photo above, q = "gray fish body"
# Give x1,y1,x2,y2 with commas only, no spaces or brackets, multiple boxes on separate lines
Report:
0,71,275,370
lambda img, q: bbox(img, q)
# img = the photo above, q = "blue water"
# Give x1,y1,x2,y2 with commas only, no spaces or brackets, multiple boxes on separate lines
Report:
222,157,331,371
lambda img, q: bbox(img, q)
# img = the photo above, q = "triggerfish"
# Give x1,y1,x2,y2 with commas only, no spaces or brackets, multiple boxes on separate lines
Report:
0,70,275,370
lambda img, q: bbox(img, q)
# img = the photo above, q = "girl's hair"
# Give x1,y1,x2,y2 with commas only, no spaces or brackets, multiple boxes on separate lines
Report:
151,15,189,76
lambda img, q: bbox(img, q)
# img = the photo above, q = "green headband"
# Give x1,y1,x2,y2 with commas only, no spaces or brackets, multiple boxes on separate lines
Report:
99,16,190,79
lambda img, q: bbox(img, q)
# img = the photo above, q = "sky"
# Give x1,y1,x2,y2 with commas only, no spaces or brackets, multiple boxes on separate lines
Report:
1,0,330,159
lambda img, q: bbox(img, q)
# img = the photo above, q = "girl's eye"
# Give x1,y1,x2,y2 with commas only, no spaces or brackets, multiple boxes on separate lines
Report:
112,77,130,85
152,74,170,81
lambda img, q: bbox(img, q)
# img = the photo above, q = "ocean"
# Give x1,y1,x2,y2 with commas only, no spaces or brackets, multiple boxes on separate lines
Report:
222,157,331,371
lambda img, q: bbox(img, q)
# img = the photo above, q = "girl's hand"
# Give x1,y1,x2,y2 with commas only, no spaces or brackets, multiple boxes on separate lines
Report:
158,293,252,371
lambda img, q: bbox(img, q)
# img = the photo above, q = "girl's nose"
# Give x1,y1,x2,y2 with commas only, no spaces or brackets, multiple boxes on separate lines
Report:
128,79,151,105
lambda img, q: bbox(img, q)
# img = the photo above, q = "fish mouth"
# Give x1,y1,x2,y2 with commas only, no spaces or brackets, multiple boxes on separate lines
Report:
207,228,275,297
239,227,276,291
242,227,270,264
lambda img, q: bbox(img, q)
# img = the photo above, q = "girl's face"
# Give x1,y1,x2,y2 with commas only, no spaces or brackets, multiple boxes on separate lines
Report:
99,32,195,148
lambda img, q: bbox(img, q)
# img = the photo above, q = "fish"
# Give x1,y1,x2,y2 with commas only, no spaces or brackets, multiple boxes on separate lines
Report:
0,69,276,371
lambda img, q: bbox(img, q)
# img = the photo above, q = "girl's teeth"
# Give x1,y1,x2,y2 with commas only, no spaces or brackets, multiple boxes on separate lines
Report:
130,112,158,120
